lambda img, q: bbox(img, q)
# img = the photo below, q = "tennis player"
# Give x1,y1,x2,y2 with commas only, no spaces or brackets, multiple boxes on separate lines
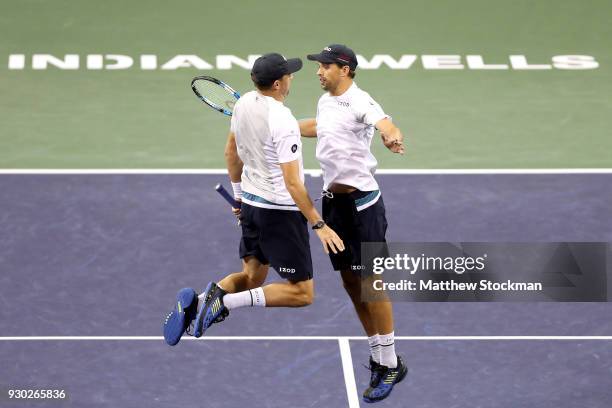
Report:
163,53,344,345
301,44,406,403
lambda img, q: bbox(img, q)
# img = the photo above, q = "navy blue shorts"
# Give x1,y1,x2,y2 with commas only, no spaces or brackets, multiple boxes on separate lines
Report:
322,190,388,272
239,203,313,282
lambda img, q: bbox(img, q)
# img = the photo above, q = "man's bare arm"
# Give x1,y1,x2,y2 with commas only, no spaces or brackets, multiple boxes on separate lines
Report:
224,131,243,219
298,118,317,138
224,131,243,182
280,160,323,224
376,118,405,154
280,160,344,254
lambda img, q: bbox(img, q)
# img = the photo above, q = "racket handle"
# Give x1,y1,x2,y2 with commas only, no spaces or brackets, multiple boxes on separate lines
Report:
215,183,241,208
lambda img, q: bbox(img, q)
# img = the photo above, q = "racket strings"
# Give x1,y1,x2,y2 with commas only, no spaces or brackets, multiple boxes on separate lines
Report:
194,79,236,111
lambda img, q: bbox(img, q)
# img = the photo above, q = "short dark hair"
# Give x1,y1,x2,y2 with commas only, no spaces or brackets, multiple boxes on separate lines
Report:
251,73,275,90
334,62,356,78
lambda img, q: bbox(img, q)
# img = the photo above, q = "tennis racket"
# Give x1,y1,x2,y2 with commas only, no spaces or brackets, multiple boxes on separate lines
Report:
215,184,241,209
191,76,240,116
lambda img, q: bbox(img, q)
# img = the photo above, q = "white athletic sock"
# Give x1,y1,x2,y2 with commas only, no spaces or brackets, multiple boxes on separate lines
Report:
223,287,266,310
367,334,381,364
379,331,397,368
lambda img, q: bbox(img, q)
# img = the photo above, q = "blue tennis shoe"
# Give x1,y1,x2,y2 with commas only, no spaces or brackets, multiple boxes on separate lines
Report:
362,356,408,403
367,357,384,388
163,287,198,346
193,282,229,338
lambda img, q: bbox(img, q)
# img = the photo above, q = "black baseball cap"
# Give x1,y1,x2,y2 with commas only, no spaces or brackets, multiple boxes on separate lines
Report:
251,53,303,86
307,44,358,70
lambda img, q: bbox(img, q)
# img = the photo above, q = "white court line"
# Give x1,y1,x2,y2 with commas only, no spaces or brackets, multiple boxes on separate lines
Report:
1,168,612,175
4,335,610,407
338,338,361,408
1,336,612,341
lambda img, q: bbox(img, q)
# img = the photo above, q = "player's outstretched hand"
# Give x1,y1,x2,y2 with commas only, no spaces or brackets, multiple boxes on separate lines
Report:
381,131,405,154
315,225,345,254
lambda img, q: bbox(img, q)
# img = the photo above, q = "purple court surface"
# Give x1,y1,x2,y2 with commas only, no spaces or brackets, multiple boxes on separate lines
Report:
1,174,611,407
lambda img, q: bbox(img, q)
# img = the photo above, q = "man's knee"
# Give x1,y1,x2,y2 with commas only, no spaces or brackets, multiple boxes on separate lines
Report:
297,292,313,307
242,258,268,287
340,270,361,296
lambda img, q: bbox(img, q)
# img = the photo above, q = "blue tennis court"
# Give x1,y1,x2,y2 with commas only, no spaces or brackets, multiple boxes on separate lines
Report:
1,173,611,407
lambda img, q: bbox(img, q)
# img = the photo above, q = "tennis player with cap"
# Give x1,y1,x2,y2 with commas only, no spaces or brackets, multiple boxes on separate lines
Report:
300,44,406,403
163,53,344,345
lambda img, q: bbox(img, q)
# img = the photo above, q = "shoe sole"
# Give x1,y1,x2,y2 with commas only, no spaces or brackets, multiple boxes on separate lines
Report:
163,288,197,346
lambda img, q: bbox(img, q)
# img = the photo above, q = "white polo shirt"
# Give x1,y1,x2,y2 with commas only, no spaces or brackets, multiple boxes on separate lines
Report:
315,82,388,192
230,91,303,211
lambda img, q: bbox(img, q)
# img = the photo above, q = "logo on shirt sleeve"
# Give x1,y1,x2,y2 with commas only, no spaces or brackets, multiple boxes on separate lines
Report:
291,144,298,153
